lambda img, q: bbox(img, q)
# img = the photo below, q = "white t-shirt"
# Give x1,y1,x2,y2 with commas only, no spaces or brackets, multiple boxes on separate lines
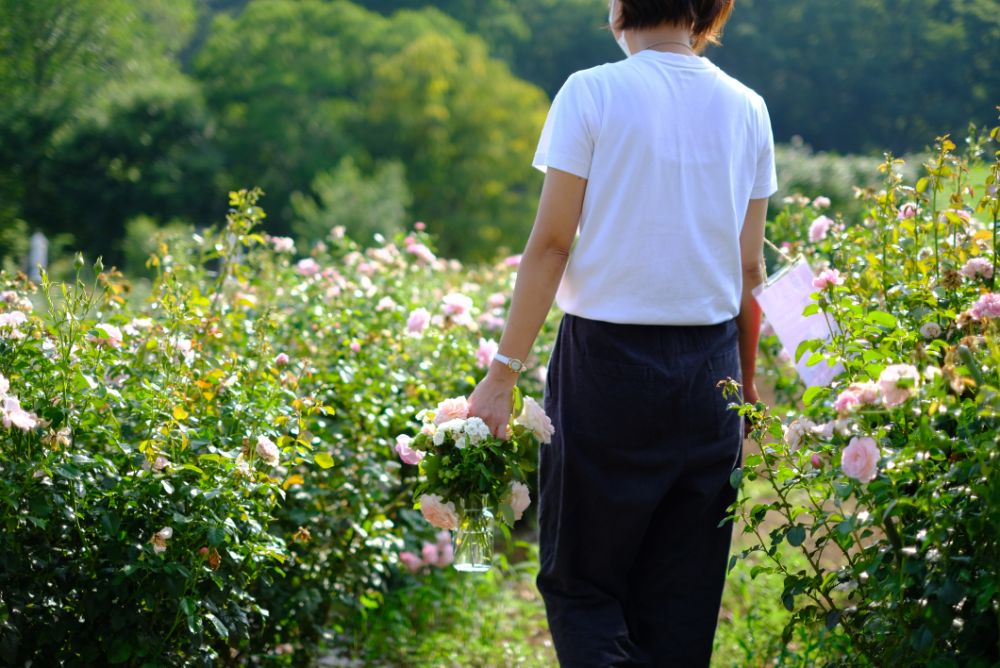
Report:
533,50,778,326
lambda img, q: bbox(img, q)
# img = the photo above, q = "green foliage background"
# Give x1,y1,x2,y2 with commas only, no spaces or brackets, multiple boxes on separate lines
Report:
2,0,998,266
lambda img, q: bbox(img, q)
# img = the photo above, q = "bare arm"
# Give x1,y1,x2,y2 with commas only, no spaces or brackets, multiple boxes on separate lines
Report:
468,168,587,437
736,198,768,404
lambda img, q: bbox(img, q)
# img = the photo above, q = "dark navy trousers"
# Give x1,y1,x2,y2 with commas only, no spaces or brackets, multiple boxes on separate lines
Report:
537,313,743,668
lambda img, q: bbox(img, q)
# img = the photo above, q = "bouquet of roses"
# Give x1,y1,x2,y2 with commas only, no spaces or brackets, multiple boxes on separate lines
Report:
394,388,554,571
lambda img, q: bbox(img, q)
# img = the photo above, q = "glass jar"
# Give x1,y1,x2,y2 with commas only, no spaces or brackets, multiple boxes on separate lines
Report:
452,495,495,573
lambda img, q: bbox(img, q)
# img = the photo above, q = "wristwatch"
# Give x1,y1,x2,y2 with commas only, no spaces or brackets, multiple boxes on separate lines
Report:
493,352,525,373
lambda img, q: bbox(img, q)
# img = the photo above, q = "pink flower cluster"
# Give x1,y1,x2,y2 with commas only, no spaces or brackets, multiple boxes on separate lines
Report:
964,293,1000,320
475,338,499,369
399,530,454,573
404,235,437,265
812,268,845,289
1,373,39,431
89,323,124,349
960,258,994,280
0,310,28,339
833,380,880,415
809,215,834,242
441,292,474,327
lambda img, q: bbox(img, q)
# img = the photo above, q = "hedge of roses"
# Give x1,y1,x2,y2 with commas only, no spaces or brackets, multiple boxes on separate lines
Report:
0,189,556,665
732,128,999,666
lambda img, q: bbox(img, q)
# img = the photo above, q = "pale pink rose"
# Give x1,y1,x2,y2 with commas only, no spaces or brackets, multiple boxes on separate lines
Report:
407,308,431,334
255,435,280,466
487,293,506,308
274,352,290,367
419,494,459,530
812,268,845,289
330,226,346,239
960,258,993,280
878,364,920,407
394,434,425,465
376,297,397,312
150,526,173,554
350,341,361,353
514,396,555,444
508,481,531,521
504,254,522,268
919,322,942,339
841,436,880,482
152,456,170,472
436,540,454,567
478,313,505,331
296,258,321,277
833,389,860,415
2,396,38,431
399,550,424,574
809,215,834,242
475,338,499,369
407,243,436,264
421,541,440,566
811,196,831,209
897,202,919,220
0,311,27,329
441,293,473,317
435,529,451,547
810,453,823,469
967,293,1000,320
89,323,124,348
270,236,296,253
849,381,881,405
415,221,427,231
433,396,469,425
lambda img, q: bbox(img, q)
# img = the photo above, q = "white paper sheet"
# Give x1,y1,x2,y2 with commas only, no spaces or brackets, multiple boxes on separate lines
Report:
753,260,843,388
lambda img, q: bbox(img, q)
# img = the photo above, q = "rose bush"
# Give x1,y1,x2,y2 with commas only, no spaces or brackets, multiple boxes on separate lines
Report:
0,189,559,664
729,126,1000,666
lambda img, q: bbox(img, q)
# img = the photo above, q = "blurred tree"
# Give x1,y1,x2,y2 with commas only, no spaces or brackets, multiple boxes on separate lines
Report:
708,0,1000,152
291,157,412,247
195,0,548,258
0,0,203,266
40,76,221,262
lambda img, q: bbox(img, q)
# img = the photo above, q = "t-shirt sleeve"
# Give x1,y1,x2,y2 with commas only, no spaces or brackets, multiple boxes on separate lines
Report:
532,72,599,179
751,97,779,199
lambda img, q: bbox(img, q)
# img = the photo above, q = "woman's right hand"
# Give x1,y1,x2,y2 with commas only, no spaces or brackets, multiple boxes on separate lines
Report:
467,368,518,440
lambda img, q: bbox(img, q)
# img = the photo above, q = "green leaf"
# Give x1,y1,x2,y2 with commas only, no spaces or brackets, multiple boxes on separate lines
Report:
314,453,335,469
108,638,132,664
787,525,806,547
866,310,897,328
802,385,826,406
501,503,515,526
729,468,743,490
204,612,229,640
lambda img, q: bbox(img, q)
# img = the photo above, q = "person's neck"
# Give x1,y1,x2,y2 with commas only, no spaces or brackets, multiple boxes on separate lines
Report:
626,24,696,55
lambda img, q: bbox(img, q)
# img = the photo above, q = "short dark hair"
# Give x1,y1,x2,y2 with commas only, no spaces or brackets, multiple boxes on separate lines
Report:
613,0,735,51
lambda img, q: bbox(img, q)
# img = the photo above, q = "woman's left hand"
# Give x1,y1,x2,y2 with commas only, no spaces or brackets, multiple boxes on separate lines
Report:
467,372,517,439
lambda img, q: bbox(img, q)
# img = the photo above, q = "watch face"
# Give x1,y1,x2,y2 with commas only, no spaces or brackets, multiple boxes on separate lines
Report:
510,359,524,372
